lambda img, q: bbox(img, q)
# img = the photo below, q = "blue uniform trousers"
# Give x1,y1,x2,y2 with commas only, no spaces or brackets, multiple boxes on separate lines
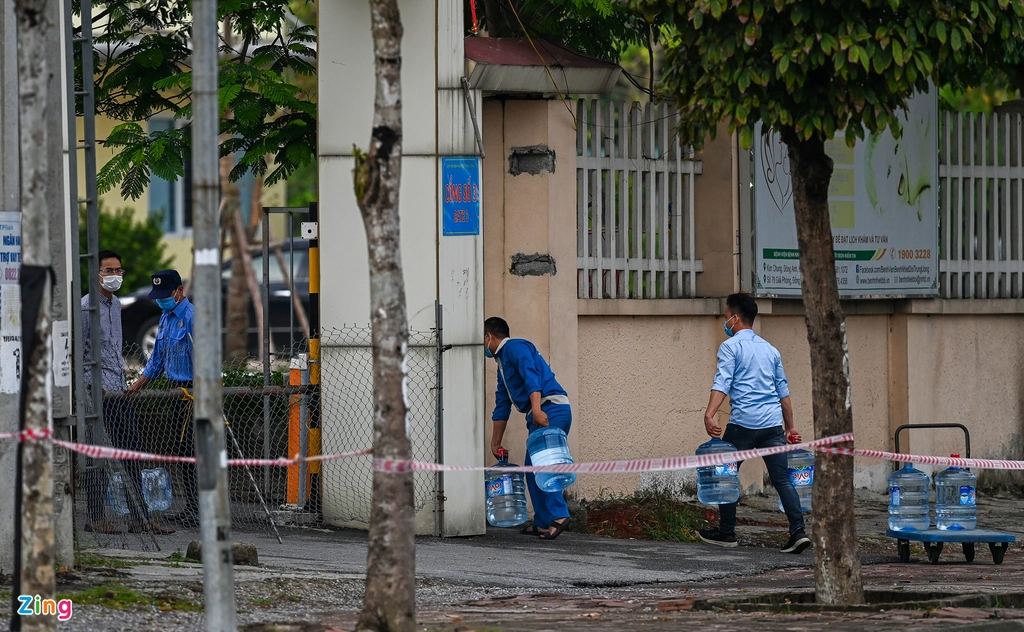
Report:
525,403,572,529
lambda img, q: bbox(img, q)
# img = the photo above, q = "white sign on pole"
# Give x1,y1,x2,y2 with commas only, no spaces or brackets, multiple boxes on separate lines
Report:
752,89,939,298
52,319,70,388
0,211,20,394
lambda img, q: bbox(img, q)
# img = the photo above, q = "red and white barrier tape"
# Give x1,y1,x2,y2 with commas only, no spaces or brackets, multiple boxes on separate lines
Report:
50,437,372,467
374,433,855,473
816,446,1024,471
0,428,53,442
9,430,1024,472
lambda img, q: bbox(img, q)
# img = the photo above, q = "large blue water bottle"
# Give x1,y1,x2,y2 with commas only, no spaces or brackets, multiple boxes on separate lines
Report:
141,468,174,512
934,455,977,531
106,472,130,515
526,427,577,492
777,449,814,512
485,449,529,528
887,464,931,531
696,438,740,505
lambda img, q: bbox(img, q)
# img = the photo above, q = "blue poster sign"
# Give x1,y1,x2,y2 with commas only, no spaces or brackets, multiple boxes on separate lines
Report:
442,157,481,236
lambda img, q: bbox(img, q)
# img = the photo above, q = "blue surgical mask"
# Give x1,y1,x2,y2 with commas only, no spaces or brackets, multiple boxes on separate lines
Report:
156,297,178,312
724,316,736,337
485,347,493,359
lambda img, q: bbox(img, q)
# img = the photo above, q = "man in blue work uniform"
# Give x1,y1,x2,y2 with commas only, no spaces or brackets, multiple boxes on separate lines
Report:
485,317,572,541
126,269,198,524
698,293,810,554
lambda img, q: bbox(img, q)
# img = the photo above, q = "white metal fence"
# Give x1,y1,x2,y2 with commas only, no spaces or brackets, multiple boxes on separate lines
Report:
939,110,1024,299
576,99,703,299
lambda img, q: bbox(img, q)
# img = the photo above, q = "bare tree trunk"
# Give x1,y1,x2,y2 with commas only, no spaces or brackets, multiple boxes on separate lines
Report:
784,134,864,606
15,0,56,628
220,153,249,362
354,1,414,631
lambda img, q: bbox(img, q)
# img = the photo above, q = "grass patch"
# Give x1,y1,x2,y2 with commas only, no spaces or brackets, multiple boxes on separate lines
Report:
578,492,714,542
167,550,188,563
250,593,303,608
57,584,201,612
76,553,134,569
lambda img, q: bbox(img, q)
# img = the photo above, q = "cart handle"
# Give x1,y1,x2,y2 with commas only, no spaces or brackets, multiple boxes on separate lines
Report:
893,423,971,466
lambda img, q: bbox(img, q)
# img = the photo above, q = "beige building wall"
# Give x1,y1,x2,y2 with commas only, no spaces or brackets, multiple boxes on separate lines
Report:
904,314,1024,487
482,98,579,469
482,104,1024,507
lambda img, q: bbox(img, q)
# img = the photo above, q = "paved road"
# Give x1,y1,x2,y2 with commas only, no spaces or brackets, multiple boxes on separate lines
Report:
131,524,824,590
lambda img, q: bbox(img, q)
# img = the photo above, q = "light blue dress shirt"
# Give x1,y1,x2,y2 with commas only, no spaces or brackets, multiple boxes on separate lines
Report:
142,297,194,382
711,329,790,429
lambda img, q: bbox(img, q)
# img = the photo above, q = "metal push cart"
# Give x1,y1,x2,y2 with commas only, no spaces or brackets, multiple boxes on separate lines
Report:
885,423,1015,564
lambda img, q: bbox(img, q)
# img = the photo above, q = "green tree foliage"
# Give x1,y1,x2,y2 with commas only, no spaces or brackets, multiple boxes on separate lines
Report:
480,0,648,62
80,206,174,295
634,0,1024,151
74,0,316,200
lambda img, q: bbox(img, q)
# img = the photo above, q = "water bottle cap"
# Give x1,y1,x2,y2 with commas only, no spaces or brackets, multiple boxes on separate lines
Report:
498,448,509,458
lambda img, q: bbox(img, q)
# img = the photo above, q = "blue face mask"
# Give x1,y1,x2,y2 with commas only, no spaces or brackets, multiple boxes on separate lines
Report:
724,316,736,337
156,296,178,312
484,335,494,358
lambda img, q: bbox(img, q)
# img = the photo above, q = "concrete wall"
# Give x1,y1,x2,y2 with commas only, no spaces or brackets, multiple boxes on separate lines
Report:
482,98,579,475
318,0,484,535
903,314,1024,488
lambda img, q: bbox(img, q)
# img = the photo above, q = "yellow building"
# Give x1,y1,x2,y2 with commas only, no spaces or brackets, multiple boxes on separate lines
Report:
80,115,288,273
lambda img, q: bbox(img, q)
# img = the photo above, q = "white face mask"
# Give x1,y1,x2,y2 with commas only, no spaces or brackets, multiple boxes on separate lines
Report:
100,275,123,292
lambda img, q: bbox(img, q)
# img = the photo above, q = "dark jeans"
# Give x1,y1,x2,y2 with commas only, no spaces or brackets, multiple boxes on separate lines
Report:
86,398,150,524
172,381,199,515
718,424,804,536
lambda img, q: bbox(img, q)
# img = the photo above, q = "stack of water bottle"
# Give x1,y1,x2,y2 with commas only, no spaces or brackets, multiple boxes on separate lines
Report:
887,455,977,532
484,427,577,528
695,438,816,511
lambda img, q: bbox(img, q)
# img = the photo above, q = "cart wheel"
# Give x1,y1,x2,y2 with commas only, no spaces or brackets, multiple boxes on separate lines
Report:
897,539,911,563
927,542,944,564
963,542,975,563
989,542,1007,565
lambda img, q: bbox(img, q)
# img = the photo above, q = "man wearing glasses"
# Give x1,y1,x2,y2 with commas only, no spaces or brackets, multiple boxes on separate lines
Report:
82,250,175,535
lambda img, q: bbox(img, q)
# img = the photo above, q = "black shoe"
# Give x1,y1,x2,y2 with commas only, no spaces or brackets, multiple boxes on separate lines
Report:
781,530,812,554
698,528,738,548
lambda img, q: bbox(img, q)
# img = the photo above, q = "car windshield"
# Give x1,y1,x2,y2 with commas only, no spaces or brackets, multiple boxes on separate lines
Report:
221,249,308,284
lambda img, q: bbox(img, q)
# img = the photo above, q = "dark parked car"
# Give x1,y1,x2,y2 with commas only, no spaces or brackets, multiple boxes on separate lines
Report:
120,242,310,360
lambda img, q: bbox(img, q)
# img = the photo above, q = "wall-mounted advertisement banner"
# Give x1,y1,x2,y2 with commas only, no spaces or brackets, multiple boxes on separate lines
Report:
752,89,939,298
441,157,481,236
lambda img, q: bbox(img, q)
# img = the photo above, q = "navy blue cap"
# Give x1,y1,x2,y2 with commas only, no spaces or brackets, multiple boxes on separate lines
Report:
147,269,183,299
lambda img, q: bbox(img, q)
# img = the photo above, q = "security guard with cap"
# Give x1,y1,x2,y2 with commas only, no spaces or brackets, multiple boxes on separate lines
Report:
126,269,199,523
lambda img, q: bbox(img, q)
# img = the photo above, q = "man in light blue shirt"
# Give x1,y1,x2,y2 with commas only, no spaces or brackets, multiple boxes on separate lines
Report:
699,293,810,554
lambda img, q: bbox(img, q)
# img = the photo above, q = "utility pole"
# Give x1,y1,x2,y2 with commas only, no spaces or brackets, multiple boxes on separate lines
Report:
0,0,21,580
13,0,56,629
192,0,237,629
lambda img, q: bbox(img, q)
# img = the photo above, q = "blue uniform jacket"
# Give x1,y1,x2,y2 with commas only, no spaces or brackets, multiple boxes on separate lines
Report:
142,297,195,382
491,338,567,421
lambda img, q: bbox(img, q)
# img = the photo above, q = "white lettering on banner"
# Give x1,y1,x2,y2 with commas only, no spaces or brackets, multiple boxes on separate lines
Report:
52,320,70,388
0,284,21,394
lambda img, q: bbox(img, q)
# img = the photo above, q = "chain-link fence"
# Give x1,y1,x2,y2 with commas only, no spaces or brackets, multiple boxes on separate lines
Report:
317,327,439,527
73,325,441,551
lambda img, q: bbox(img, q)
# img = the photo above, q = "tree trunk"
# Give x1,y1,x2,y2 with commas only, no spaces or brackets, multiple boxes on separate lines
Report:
784,134,865,606
355,1,414,631
220,153,249,362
